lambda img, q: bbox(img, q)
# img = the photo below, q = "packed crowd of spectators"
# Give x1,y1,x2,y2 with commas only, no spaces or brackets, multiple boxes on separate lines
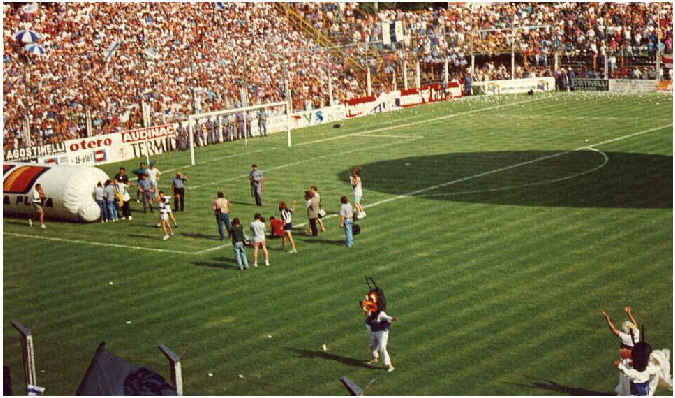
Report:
290,2,672,84
3,3,672,150
3,2,360,149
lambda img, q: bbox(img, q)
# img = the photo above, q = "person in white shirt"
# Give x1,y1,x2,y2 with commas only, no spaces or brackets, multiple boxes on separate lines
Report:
279,200,297,253
157,191,174,240
349,167,365,219
339,196,354,247
602,307,641,395
30,183,47,229
250,213,270,267
147,160,162,200
95,181,107,223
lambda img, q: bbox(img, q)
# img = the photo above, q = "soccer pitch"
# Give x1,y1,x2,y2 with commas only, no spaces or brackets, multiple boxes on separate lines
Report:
3,92,673,395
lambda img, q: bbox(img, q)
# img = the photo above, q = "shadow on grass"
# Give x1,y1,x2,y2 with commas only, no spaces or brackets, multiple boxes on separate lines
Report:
505,378,614,396
338,151,672,209
181,232,222,240
299,238,345,246
288,348,373,369
192,258,240,271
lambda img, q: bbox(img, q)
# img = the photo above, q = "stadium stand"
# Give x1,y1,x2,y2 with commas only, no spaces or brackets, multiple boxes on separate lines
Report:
3,2,672,149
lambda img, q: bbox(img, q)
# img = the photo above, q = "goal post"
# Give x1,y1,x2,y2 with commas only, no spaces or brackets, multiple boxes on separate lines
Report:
187,100,291,166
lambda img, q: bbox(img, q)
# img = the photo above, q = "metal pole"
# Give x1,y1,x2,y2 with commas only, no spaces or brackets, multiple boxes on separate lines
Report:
188,121,195,166
511,23,516,80
11,321,37,394
158,344,183,395
415,59,421,88
328,64,333,105
656,32,661,81
286,101,291,148
403,58,408,90
604,45,609,80
392,70,397,91
444,58,449,85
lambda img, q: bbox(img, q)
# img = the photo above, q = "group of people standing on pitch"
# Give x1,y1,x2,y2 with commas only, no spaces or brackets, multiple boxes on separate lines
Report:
601,306,673,395
94,173,131,223
210,164,367,270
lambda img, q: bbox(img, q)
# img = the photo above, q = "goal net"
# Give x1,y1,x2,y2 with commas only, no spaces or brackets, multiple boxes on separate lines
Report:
187,101,291,166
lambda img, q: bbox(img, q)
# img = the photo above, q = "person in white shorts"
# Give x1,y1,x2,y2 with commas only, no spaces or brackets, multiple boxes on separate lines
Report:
250,213,270,267
349,167,365,219
157,191,174,240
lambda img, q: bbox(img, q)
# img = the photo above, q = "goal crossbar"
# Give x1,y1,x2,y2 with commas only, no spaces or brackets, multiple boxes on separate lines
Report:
188,101,291,166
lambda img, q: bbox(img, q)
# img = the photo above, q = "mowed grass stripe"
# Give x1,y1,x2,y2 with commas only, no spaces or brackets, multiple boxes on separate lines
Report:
4,93,671,395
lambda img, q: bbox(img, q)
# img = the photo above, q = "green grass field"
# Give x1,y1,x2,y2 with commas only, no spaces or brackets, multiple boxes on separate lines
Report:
3,92,673,395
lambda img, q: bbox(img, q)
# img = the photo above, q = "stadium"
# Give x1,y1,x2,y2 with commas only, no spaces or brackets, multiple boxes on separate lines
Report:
2,1,673,396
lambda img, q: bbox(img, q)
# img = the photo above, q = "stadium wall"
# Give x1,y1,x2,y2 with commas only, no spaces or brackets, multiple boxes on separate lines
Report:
482,77,556,96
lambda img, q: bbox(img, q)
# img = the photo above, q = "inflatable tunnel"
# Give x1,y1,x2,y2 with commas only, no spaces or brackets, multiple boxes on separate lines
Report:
3,163,109,222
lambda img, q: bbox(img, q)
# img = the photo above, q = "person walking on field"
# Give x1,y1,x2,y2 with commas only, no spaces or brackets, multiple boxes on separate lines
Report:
311,185,326,232
230,217,250,271
279,200,298,253
95,181,107,223
147,161,162,201
250,213,270,267
349,167,366,219
305,190,320,237
212,191,232,240
366,305,398,373
339,196,354,247
157,191,174,240
172,171,188,212
30,183,47,229
249,164,264,206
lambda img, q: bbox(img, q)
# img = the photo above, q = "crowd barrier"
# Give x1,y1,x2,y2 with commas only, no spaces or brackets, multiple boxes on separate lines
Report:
483,77,556,96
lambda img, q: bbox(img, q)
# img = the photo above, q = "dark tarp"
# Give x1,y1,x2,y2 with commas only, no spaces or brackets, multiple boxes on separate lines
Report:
76,342,177,396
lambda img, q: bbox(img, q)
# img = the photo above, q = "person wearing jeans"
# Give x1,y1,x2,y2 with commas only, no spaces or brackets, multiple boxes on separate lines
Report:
230,217,249,270
103,179,118,222
95,182,107,222
212,191,231,240
339,196,354,248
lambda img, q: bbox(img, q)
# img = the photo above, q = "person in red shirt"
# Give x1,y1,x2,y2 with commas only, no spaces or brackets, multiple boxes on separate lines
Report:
269,216,284,239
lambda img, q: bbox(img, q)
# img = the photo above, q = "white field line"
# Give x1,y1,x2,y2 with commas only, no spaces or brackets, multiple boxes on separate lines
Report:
293,96,548,147
194,242,232,254
188,139,420,190
189,96,548,190
163,148,268,174
352,133,425,139
294,123,670,227
4,232,194,254
421,148,608,198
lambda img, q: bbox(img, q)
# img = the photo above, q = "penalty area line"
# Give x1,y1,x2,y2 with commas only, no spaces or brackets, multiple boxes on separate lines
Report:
5,232,195,255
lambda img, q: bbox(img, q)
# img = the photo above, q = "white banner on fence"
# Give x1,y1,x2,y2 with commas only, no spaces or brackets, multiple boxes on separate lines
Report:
32,124,179,166
483,77,555,96
345,92,400,119
609,79,659,93
267,104,346,133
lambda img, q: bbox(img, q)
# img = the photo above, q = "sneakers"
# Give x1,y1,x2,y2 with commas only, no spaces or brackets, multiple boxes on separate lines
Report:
386,366,395,373
289,249,297,254
253,263,258,268
28,219,33,227
265,261,270,266
128,216,132,221
40,224,46,229
366,358,379,365
170,231,174,236
163,235,169,241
